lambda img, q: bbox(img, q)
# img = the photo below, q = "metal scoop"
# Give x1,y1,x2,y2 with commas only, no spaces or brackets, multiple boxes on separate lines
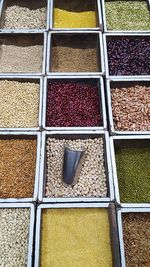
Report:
62,146,85,186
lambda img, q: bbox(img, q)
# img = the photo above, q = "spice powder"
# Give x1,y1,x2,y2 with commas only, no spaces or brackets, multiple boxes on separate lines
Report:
40,208,113,267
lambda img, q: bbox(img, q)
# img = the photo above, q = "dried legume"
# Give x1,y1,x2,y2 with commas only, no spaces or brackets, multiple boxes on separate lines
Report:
0,208,30,267
0,138,37,198
105,0,150,31
107,37,150,76
111,85,150,131
3,4,47,29
54,0,97,28
0,80,39,128
122,213,150,267
46,81,101,127
115,140,150,203
45,137,107,198
40,208,113,267
51,35,99,72
0,35,43,73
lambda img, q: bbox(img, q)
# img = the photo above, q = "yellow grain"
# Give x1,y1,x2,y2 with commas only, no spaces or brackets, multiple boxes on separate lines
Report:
40,208,113,267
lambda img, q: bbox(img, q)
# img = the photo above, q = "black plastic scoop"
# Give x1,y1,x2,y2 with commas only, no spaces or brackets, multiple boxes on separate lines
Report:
62,146,85,186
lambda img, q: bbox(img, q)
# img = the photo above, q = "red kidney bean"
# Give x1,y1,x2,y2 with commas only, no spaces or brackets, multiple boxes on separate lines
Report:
46,81,101,127
107,37,150,76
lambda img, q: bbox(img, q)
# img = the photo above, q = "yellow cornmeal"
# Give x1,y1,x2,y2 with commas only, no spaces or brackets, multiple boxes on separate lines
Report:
40,208,113,267
54,9,96,28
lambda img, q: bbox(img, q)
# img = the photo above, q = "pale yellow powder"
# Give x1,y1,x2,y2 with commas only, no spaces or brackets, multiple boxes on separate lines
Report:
40,208,113,267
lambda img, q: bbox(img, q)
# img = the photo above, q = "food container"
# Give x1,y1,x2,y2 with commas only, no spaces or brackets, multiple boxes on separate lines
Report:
0,76,43,131
110,135,150,207
117,207,150,267
42,76,107,131
39,130,114,203
50,0,103,31
106,77,150,135
47,31,105,76
0,32,47,76
101,0,150,33
103,33,150,79
0,203,35,267
0,0,50,32
0,131,41,202
34,203,121,267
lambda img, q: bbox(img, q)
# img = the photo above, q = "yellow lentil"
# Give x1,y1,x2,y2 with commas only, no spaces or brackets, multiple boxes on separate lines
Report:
40,208,113,267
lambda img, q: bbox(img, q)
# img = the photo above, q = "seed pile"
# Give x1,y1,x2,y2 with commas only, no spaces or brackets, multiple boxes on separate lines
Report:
3,6,47,29
51,35,99,72
0,80,39,128
0,138,37,198
46,81,101,127
45,137,107,198
122,213,150,267
40,208,113,267
115,141,150,203
107,37,150,76
0,208,30,267
105,0,150,31
111,85,150,131
54,0,97,28
0,35,43,73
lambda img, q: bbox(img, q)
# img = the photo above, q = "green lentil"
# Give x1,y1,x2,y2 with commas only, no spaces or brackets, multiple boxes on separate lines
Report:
115,140,150,203
105,0,150,31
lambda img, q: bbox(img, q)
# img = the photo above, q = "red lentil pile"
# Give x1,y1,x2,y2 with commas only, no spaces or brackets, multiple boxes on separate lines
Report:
111,85,150,131
0,138,37,198
46,81,101,127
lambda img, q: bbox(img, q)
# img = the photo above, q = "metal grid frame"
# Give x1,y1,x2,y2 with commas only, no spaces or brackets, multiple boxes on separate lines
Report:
34,202,120,267
49,0,103,31
110,135,150,208
46,31,105,76
0,31,47,76
103,33,150,79
42,75,107,131
0,0,50,32
0,202,35,267
106,77,150,135
39,130,114,203
101,0,150,33
0,131,41,202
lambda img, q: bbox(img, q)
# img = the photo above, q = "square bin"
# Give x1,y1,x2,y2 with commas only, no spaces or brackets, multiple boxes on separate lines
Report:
39,131,114,203
110,136,150,207
0,203,35,267
102,0,150,32
35,203,121,267
51,0,102,30
0,33,47,75
106,78,150,135
0,0,49,31
104,33,150,78
43,76,107,131
47,32,104,75
0,132,41,202
117,208,150,267
0,76,43,131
